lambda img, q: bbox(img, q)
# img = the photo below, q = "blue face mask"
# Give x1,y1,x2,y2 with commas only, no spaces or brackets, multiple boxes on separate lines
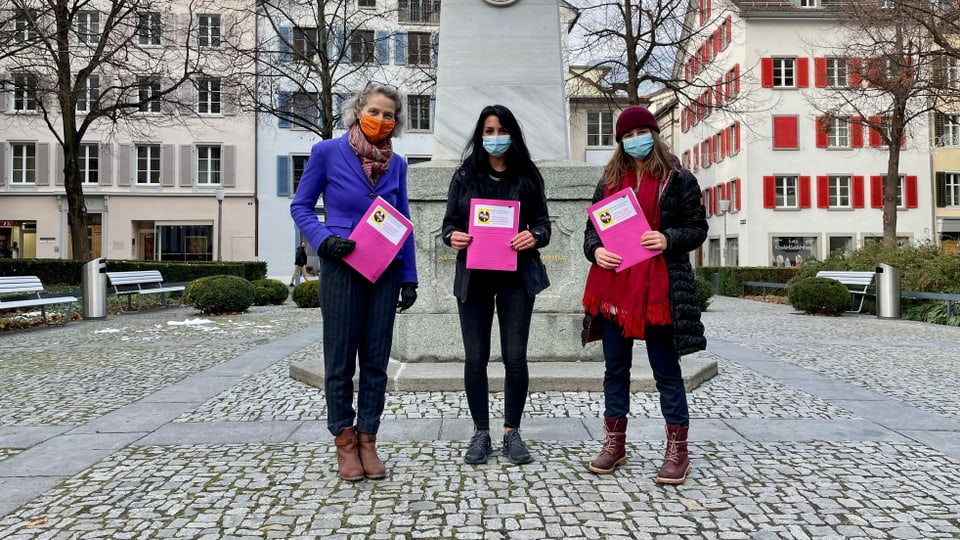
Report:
482,135,512,157
623,133,654,159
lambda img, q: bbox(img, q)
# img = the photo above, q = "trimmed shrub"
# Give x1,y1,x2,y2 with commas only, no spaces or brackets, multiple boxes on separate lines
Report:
252,279,288,305
184,274,255,315
787,277,851,316
695,275,713,311
292,280,320,308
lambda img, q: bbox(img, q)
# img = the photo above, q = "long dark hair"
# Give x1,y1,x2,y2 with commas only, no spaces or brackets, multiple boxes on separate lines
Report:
460,105,538,180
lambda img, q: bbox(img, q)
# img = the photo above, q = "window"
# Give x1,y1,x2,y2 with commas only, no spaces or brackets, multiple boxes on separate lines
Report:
9,143,36,184
408,95,431,130
947,59,960,89
826,57,848,87
587,111,614,147
799,0,819,6
14,9,37,42
291,92,320,128
829,176,852,207
136,144,161,184
292,155,310,194
138,76,162,113
945,173,960,207
12,73,39,112
78,143,99,184
771,236,818,267
76,11,101,44
399,0,441,23
198,14,221,48
776,176,798,208
76,74,100,114
896,175,905,207
293,27,319,62
773,58,796,87
729,181,738,212
350,30,375,64
197,76,221,115
829,236,853,257
197,145,221,185
407,32,432,65
828,117,850,148
358,0,376,7
157,225,213,261
137,12,162,46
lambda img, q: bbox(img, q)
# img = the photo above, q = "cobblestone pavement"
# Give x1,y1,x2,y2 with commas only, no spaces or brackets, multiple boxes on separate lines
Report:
0,297,958,539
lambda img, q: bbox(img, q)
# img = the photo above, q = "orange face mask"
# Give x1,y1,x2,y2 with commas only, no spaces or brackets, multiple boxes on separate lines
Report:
360,115,396,143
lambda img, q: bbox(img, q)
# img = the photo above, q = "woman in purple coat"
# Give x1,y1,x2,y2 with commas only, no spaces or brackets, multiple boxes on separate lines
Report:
290,82,418,482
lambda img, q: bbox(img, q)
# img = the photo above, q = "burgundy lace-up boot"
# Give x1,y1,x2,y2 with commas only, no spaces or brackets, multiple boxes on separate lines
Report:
655,424,690,484
588,417,628,474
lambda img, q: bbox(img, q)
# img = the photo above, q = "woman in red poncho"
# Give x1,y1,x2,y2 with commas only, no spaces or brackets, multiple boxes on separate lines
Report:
581,106,708,484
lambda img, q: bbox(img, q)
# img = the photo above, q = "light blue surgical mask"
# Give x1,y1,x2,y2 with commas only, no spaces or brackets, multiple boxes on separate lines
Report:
623,133,654,159
482,135,512,157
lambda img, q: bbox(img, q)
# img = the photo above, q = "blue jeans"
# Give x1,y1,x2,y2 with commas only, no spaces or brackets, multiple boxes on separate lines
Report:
600,317,689,426
319,257,401,436
458,271,534,430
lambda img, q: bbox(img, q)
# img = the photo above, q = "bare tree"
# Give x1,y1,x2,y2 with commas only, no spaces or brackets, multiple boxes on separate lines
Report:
0,0,255,260
241,0,438,140
807,1,960,244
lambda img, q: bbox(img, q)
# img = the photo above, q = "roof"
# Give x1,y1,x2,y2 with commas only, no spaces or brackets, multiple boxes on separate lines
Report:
729,0,848,18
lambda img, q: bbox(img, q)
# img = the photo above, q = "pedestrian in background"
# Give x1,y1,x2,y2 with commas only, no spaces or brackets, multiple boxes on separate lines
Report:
289,241,309,286
441,104,551,466
290,81,418,482
581,105,707,484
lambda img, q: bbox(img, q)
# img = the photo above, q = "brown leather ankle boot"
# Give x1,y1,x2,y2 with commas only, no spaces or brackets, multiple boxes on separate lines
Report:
357,432,386,480
334,426,363,482
655,424,690,484
588,417,628,474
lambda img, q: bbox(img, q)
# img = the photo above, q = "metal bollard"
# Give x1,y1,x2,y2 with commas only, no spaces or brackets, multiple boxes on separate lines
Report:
875,263,900,319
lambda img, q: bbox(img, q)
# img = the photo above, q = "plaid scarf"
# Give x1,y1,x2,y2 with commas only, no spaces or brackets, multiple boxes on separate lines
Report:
348,123,392,187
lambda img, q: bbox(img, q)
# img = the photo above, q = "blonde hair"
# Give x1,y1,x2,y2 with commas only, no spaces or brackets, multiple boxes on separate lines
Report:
341,82,405,137
602,131,674,187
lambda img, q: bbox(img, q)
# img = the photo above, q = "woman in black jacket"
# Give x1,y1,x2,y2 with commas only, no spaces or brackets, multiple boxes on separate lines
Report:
581,106,707,484
441,105,551,466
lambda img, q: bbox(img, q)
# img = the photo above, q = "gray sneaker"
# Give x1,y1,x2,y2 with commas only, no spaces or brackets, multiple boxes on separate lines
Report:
502,429,533,465
464,430,493,464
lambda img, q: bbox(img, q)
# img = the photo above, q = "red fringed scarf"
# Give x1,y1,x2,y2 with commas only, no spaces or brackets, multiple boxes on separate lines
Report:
348,123,392,187
582,170,672,339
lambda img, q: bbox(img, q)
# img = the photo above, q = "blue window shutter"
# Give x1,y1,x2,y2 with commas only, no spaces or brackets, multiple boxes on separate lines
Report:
278,92,291,128
394,32,407,65
278,27,291,62
337,28,348,62
376,30,390,65
335,93,347,129
277,155,290,197
432,31,439,66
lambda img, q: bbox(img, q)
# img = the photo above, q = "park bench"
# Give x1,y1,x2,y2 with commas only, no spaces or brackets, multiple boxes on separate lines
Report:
815,270,876,313
106,270,185,313
0,276,77,325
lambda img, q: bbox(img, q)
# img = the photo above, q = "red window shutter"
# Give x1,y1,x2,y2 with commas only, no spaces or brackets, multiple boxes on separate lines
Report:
866,57,880,86
693,147,699,171
735,178,742,210
849,58,862,87
763,176,777,208
816,116,829,148
710,136,716,163
773,116,799,149
761,58,774,87
725,16,732,47
796,57,810,88
702,190,708,214
734,64,740,94
699,0,704,25
707,0,712,19
853,176,865,208
906,175,918,208
720,128,727,158
870,175,884,208
710,187,717,215
814,57,827,88
799,176,812,208
817,176,830,208
716,80,723,107
850,116,863,148
735,121,741,152
714,30,722,55
869,116,882,147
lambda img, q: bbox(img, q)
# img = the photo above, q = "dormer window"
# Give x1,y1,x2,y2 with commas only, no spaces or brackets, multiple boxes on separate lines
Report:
799,0,820,7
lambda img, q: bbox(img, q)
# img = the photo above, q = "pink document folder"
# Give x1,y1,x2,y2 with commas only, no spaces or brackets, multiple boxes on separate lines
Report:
342,197,413,282
587,187,661,272
466,198,520,271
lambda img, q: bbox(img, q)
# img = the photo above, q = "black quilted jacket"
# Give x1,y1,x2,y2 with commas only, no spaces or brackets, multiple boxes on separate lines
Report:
582,165,708,357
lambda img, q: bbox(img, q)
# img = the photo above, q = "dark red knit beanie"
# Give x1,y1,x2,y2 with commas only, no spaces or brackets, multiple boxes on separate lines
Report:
615,106,660,141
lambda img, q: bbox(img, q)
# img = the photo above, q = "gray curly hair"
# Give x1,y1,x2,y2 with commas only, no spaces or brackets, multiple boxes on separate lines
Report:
341,82,405,138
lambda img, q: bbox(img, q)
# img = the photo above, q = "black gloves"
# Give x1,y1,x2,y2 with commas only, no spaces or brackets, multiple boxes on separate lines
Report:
320,236,356,258
397,282,418,312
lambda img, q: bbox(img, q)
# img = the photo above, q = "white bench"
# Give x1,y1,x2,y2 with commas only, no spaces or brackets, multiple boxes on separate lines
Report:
0,276,78,325
815,270,875,313
106,270,185,313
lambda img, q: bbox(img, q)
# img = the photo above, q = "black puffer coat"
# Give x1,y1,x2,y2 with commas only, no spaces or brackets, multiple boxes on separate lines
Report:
582,165,708,357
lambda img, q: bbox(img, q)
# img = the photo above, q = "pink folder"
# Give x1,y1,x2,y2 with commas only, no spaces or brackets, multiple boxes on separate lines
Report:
587,187,661,272
466,198,520,271
342,197,413,282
